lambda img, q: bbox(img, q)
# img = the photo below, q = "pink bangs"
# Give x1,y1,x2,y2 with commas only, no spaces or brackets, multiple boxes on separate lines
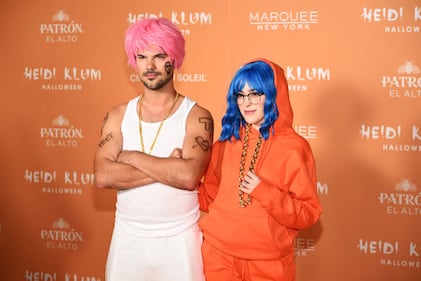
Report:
125,18,185,69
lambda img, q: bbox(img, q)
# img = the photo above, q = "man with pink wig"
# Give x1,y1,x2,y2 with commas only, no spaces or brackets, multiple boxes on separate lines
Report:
94,18,213,281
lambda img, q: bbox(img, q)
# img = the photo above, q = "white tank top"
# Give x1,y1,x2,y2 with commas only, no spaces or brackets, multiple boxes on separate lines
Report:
116,95,199,237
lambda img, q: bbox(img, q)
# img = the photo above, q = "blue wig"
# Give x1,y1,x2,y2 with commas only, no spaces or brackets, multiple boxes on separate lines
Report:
219,60,279,141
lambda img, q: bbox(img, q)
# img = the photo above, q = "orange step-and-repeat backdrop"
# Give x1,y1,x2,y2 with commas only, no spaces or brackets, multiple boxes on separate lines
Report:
1,0,420,280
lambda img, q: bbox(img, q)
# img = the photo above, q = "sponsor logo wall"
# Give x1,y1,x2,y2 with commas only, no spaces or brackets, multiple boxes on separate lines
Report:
0,1,419,280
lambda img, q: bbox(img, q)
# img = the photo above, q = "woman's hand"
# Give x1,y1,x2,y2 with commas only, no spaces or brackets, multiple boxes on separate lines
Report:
240,170,261,194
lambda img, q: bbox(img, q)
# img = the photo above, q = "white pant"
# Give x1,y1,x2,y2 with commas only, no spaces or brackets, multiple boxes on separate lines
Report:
105,224,205,281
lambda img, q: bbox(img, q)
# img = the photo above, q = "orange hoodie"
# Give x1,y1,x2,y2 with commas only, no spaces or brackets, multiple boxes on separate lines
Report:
199,58,322,260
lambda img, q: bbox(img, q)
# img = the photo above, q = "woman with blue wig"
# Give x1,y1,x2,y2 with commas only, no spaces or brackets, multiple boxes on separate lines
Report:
199,59,322,281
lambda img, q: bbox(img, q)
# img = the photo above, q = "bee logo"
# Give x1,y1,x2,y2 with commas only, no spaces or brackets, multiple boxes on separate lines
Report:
52,217,70,229
52,10,70,22
395,179,417,192
52,115,70,126
397,61,420,74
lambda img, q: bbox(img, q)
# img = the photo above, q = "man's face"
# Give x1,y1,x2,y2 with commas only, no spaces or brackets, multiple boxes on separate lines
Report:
135,48,174,91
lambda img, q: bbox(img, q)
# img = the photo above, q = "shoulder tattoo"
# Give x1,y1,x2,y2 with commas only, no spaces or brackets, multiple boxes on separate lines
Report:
193,116,213,152
199,116,214,139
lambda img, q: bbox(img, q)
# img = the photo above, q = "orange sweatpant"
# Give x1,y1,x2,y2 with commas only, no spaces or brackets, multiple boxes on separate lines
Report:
202,240,295,281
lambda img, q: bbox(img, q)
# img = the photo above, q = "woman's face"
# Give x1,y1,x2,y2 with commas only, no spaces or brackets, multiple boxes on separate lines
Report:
237,83,266,129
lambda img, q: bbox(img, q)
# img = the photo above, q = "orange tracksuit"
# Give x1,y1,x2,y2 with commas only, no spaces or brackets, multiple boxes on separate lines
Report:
199,59,322,281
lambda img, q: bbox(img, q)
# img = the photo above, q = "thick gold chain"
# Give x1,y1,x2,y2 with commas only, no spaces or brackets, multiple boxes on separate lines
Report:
238,124,263,207
138,92,179,154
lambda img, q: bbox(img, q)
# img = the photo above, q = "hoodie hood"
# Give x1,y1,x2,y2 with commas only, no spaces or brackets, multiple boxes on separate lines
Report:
249,58,294,135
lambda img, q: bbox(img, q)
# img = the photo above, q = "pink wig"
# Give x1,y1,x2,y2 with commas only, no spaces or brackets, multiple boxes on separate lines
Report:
125,18,185,69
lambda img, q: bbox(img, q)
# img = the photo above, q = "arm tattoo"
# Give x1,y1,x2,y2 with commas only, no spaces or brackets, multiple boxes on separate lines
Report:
199,117,214,139
194,136,210,152
193,116,213,151
98,133,113,147
100,112,109,136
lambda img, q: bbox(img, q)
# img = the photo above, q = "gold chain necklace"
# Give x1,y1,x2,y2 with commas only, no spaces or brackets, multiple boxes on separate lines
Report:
138,92,179,154
238,124,263,207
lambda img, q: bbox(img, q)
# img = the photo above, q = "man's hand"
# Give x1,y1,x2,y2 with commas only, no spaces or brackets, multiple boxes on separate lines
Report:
170,148,183,159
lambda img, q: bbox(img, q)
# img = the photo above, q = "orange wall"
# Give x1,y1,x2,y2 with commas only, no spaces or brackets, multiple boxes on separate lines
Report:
1,0,420,280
